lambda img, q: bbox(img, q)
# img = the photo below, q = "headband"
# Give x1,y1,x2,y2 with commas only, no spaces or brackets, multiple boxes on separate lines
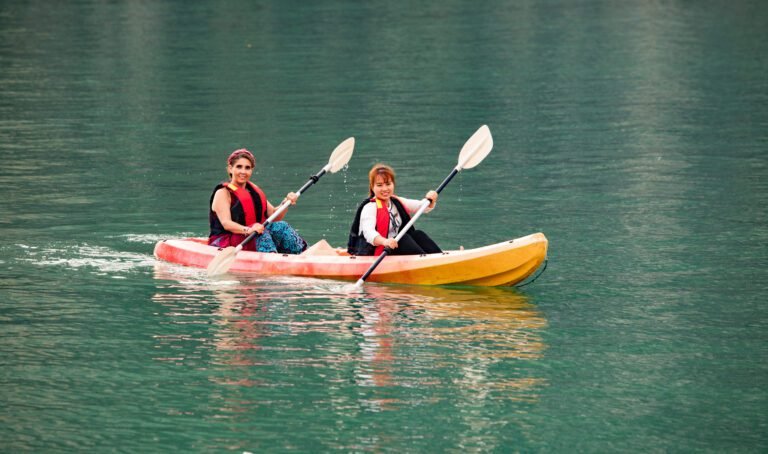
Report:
228,148,255,165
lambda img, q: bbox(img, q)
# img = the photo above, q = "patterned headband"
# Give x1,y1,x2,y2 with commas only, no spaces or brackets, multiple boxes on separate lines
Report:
228,148,255,165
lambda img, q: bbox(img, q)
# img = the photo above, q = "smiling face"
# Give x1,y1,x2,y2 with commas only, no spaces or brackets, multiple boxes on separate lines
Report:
372,174,395,201
228,157,253,187
368,164,396,201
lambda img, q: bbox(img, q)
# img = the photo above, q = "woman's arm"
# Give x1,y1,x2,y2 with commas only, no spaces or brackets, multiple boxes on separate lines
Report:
400,191,438,215
360,203,397,249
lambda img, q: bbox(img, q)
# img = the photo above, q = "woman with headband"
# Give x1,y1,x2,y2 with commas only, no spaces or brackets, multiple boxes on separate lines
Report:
347,163,442,256
208,148,307,254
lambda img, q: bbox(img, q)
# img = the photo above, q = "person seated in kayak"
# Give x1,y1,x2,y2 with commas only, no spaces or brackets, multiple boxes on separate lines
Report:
209,148,307,254
347,163,442,256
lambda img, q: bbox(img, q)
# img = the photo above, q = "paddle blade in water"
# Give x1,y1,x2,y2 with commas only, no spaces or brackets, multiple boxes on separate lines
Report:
457,125,493,170
328,137,355,173
207,246,237,276
344,282,367,293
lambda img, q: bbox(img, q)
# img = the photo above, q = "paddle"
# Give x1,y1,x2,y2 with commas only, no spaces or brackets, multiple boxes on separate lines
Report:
353,125,493,288
207,137,355,276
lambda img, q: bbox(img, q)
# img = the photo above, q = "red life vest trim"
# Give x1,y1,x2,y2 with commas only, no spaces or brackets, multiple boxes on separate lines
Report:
374,197,391,256
225,181,268,225
248,182,268,222
232,187,257,226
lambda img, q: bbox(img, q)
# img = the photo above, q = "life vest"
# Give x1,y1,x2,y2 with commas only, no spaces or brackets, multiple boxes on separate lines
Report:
208,181,268,250
347,196,412,256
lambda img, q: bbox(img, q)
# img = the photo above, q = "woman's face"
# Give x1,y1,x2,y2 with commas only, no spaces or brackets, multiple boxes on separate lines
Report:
228,157,253,186
372,174,395,201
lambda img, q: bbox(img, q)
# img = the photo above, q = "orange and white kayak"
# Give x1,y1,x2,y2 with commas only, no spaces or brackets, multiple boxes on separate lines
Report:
153,232,548,286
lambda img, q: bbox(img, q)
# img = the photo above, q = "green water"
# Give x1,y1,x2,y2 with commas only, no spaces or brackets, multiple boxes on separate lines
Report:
1,0,766,452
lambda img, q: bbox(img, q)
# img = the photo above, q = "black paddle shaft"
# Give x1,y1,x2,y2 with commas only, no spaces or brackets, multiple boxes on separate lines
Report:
358,250,389,282
435,168,459,194
298,168,327,194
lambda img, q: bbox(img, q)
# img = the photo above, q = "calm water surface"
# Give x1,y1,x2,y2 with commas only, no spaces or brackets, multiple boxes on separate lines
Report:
1,0,766,452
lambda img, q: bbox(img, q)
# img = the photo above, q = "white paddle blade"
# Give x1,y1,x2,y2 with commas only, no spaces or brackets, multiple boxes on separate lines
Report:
457,125,493,170
328,137,355,173
207,246,237,276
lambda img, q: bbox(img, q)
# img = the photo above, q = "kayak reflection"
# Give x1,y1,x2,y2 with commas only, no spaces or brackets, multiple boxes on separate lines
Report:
151,263,548,405
349,283,547,401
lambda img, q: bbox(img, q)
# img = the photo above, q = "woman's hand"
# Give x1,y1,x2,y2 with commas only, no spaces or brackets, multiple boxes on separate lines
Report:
245,223,265,235
284,192,298,205
382,237,398,249
426,190,438,207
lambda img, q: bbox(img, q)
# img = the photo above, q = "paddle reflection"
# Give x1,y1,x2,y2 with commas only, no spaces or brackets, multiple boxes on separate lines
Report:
151,263,548,410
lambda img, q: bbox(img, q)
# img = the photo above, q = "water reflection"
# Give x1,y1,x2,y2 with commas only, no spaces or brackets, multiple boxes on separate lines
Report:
151,264,548,421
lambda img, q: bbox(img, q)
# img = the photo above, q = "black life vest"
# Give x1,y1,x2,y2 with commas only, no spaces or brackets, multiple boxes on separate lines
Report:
209,181,268,237
347,196,412,256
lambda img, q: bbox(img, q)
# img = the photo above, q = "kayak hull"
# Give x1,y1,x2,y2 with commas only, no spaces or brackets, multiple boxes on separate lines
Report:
153,232,548,287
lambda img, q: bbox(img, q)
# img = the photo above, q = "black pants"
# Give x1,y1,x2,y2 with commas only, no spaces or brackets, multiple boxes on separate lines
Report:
389,229,442,255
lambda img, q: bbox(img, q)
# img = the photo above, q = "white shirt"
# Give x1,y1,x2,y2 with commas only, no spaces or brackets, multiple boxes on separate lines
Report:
359,196,433,244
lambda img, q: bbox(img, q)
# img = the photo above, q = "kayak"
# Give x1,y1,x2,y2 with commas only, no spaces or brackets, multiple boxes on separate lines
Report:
153,232,548,287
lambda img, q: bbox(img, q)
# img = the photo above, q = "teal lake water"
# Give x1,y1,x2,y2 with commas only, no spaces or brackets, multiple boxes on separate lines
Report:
2,1,767,452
